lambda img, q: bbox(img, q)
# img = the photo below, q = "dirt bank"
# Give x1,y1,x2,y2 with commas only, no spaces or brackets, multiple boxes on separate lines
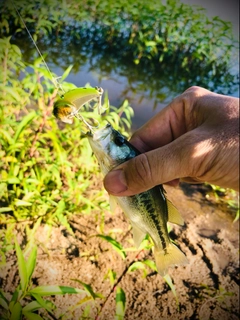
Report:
0,183,239,319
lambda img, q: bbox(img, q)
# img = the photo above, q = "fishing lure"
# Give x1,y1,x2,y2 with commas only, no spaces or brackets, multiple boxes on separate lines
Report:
53,86,104,125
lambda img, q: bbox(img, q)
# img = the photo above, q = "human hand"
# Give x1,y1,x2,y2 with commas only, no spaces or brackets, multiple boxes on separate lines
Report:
104,86,239,195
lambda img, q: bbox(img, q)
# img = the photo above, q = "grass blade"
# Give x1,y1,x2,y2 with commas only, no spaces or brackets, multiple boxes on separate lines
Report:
26,246,37,282
60,64,73,82
28,285,86,296
97,235,126,259
115,287,126,320
15,239,28,292
71,279,104,299
0,128,14,145
233,208,239,223
10,302,22,320
0,297,8,310
23,312,44,320
31,294,56,313
22,301,42,312
13,111,37,143
163,274,179,309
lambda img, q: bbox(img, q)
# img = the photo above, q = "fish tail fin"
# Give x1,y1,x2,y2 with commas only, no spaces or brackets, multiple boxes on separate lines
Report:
154,242,188,277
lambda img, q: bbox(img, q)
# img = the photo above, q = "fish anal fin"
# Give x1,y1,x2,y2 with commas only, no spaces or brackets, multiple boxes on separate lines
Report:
132,224,146,248
109,195,118,213
154,242,188,277
167,199,184,226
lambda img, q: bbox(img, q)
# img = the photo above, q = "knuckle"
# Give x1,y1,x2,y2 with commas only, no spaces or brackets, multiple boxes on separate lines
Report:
183,86,202,95
182,86,203,105
133,153,154,187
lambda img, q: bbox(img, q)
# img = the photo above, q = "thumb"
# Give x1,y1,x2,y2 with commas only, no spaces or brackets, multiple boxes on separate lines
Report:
103,131,205,196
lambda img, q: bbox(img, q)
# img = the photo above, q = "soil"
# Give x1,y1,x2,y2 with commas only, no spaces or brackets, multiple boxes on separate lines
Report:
0,183,239,320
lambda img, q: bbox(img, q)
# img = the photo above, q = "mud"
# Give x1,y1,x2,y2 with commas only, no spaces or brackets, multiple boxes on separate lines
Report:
0,183,239,320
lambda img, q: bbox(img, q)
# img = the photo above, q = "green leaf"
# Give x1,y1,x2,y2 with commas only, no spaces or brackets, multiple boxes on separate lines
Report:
233,208,239,223
60,65,73,82
0,86,21,101
26,246,37,281
7,177,20,184
10,288,21,304
145,41,156,46
13,111,37,143
23,312,44,320
52,199,73,234
115,287,126,320
128,261,146,272
31,294,56,313
97,235,126,259
0,128,14,145
14,200,32,206
0,297,8,310
10,302,22,320
106,269,117,286
0,290,8,302
22,301,42,312
163,274,179,308
66,295,93,313
71,279,104,299
15,240,28,292
142,259,157,272
0,207,13,213
28,286,86,296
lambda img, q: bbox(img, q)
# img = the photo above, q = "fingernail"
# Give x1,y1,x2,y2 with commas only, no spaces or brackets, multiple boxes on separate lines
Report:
104,169,127,194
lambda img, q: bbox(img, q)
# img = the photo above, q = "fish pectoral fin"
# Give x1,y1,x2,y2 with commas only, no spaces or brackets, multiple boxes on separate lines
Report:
109,195,118,213
132,224,147,248
167,199,184,226
154,242,188,277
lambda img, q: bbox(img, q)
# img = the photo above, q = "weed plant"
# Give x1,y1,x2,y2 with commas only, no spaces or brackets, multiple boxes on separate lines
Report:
0,36,133,240
0,0,238,96
0,37,133,319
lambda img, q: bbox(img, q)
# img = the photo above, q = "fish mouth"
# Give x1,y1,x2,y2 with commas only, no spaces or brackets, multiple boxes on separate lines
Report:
89,123,112,142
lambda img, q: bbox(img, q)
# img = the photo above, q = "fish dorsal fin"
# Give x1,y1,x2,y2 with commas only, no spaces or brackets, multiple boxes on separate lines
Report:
167,199,184,226
132,224,147,248
109,195,118,213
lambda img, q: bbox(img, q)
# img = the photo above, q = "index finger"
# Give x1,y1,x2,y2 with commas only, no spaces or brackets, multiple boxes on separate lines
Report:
129,96,187,152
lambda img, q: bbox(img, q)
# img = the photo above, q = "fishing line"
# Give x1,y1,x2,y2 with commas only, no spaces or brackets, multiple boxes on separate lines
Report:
11,1,65,94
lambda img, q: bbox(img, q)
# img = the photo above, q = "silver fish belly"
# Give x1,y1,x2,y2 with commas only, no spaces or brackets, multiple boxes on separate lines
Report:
87,123,188,276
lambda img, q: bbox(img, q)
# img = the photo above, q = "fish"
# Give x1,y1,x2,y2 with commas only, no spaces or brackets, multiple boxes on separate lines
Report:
87,123,188,276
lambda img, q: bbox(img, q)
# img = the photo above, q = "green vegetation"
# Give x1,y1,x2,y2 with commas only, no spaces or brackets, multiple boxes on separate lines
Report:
0,0,238,98
0,36,134,318
0,239,104,320
0,1,238,318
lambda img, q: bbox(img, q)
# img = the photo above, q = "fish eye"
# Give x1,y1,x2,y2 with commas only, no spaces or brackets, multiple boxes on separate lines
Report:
114,134,125,146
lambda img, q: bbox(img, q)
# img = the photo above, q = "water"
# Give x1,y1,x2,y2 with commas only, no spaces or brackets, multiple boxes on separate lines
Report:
19,0,239,130
50,1,239,130
180,0,239,38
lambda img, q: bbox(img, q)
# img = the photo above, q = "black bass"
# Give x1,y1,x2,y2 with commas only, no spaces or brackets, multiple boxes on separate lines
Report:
87,123,188,276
